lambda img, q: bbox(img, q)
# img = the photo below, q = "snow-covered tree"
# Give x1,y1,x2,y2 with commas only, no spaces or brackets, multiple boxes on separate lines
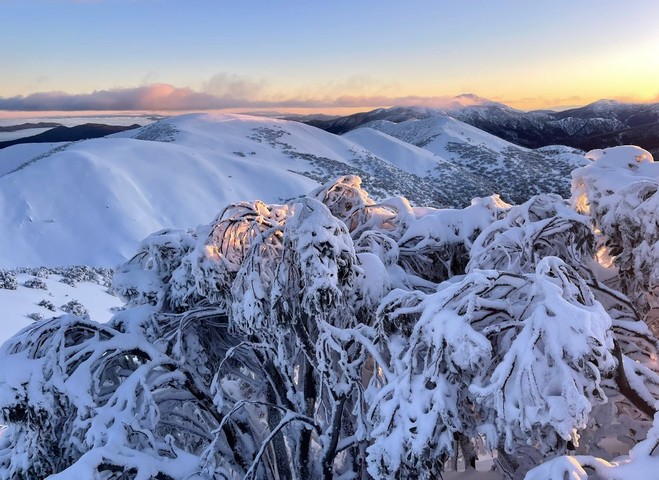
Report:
0,313,217,479
468,194,595,277
2,174,659,479
368,258,616,478
468,191,659,466
114,228,197,308
572,146,659,334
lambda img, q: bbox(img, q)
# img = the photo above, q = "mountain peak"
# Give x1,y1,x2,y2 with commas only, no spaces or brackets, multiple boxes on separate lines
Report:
454,93,485,102
450,94,513,110
589,99,620,107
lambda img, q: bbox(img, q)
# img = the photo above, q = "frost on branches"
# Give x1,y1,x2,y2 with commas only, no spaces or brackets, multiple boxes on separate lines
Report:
572,146,659,334
1,169,659,479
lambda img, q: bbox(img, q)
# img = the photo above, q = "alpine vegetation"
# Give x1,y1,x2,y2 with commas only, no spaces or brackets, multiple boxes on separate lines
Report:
1,148,659,479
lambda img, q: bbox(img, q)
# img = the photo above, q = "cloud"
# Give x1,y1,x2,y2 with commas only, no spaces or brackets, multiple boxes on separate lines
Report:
0,83,503,111
487,95,585,110
0,84,404,111
4,82,648,112
0,84,246,111
202,73,267,99
0,72,474,112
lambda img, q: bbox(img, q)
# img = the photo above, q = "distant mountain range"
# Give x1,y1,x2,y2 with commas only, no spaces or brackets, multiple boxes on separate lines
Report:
0,123,141,149
302,96,659,157
0,122,62,132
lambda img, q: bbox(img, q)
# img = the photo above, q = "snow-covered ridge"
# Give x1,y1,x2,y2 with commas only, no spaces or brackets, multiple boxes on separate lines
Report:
0,113,585,268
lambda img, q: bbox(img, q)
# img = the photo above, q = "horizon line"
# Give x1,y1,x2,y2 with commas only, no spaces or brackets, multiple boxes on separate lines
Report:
0,84,657,118
0,99,655,121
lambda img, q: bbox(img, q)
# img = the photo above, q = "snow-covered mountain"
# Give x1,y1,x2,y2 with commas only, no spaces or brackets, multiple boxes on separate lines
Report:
450,98,659,149
0,112,587,268
359,115,586,205
306,97,659,156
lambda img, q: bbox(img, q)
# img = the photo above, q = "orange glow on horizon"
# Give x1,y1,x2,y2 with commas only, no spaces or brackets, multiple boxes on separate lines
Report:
0,91,656,119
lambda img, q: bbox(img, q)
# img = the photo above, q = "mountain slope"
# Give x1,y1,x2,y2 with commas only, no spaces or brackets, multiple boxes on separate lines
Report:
361,115,587,204
461,99,659,155
0,113,506,267
0,116,316,267
341,127,494,206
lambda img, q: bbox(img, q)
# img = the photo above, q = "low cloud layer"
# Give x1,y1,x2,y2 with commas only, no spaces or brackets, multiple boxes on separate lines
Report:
0,84,241,111
1,83,655,112
0,83,503,112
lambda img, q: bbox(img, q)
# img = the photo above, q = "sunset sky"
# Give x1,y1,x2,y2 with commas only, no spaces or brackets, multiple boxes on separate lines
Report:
1,0,658,115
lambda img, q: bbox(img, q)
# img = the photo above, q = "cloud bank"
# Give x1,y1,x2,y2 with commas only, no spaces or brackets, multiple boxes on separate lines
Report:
0,84,234,111
2,83,655,112
0,83,503,112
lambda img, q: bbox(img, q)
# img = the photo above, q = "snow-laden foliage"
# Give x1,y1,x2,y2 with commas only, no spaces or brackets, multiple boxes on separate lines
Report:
114,228,197,308
526,411,659,480
0,270,18,290
572,146,659,333
468,194,594,277
467,190,659,463
2,174,659,479
309,175,510,288
168,201,288,312
0,314,212,480
369,258,615,478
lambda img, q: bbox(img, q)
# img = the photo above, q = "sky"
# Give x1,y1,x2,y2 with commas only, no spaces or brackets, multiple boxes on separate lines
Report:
1,0,658,115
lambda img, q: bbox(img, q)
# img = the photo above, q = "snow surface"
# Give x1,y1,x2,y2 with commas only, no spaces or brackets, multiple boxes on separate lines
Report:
0,142,66,176
365,114,515,156
0,114,332,267
345,126,462,176
0,271,121,345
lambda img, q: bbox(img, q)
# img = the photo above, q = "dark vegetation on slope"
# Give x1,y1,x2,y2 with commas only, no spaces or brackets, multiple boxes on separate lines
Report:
0,122,61,132
0,123,141,149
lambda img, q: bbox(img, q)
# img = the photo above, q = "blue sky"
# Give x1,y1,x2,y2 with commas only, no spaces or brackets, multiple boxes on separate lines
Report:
1,0,658,112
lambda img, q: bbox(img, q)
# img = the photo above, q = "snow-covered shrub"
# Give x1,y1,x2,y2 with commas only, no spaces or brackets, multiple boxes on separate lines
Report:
34,267,50,278
24,277,47,290
56,265,113,288
113,228,197,308
168,201,288,312
207,197,372,479
526,411,659,480
313,175,509,288
468,194,594,277
369,258,616,477
572,146,659,333
468,191,659,462
0,315,213,479
60,300,87,316
59,276,76,287
26,312,44,321
0,270,17,290
37,299,56,311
